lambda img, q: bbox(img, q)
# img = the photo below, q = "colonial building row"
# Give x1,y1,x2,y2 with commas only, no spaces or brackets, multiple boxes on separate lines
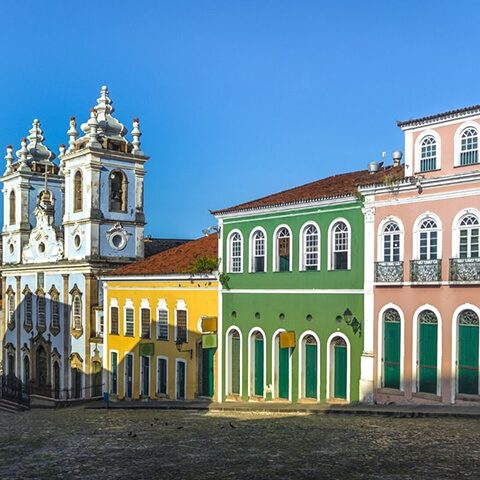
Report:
2,91,479,407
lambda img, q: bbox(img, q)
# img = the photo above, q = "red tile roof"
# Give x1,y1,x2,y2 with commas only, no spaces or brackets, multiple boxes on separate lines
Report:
397,104,480,128
109,234,218,276
211,165,404,215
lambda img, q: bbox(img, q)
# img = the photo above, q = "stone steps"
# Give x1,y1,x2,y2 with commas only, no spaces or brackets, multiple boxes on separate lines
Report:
0,398,28,414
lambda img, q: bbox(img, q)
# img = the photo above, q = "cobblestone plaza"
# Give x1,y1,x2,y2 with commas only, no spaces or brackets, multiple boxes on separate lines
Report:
0,408,479,479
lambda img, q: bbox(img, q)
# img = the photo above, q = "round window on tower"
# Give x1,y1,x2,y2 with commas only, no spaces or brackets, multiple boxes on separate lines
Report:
110,232,127,251
73,234,82,250
9,243,14,254
38,242,45,254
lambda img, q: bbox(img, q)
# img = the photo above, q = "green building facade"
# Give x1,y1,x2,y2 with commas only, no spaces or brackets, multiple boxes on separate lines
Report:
213,173,371,403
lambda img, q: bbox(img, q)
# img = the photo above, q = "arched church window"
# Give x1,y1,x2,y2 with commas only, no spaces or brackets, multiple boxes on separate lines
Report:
72,295,82,330
73,170,83,212
9,190,16,225
109,170,128,212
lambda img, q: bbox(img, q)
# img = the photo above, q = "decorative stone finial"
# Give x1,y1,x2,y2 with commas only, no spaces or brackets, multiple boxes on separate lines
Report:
87,110,101,148
67,117,78,152
17,138,30,172
131,118,144,155
4,145,14,175
58,144,66,173
26,119,55,164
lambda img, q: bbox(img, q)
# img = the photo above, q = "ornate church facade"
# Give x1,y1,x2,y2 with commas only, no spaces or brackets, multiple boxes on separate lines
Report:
1,86,148,399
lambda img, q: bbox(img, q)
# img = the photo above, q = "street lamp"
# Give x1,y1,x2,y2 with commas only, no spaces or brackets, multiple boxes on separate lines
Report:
175,339,193,359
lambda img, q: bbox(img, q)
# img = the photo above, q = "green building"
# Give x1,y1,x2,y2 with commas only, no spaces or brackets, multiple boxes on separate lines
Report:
212,168,391,403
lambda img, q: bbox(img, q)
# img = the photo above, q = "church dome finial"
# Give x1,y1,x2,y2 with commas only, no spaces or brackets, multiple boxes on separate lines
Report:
25,119,56,165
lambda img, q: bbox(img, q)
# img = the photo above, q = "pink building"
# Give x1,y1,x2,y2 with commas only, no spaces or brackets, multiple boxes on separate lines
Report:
361,105,480,405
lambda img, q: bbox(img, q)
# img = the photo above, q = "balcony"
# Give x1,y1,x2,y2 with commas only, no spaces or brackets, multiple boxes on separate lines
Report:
449,258,480,283
410,259,442,283
375,261,403,283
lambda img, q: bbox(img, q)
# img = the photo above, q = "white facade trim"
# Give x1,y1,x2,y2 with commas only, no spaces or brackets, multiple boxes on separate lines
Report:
451,207,480,258
156,355,169,396
299,220,321,271
248,226,267,273
414,129,442,173
175,358,187,400
271,328,292,401
376,215,405,262
412,211,443,260
225,325,243,398
325,332,351,402
453,121,480,167
226,228,243,274
247,326,267,399
298,330,321,401
222,288,364,294
272,224,293,272
327,217,352,270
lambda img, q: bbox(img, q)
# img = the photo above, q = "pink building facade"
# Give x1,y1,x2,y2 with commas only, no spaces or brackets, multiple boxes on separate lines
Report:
361,106,480,405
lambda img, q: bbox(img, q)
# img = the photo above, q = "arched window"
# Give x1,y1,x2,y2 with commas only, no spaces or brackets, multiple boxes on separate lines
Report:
302,224,319,270
276,227,291,272
417,310,438,394
457,309,479,395
420,136,437,172
227,329,241,396
382,222,401,262
72,295,82,330
460,128,478,166
331,221,349,270
229,232,243,273
419,218,439,260
9,190,15,225
459,215,479,259
109,170,127,212
382,308,401,390
251,230,266,272
73,170,83,212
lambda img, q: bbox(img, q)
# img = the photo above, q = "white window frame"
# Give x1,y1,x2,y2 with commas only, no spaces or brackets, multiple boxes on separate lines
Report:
156,355,169,396
298,330,321,401
175,299,188,343
377,217,404,262
109,298,119,334
272,224,293,272
454,121,480,167
72,294,82,330
139,298,151,339
414,130,441,173
299,221,321,271
451,208,480,258
124,299,135,337
124,352,134,398
175,358,187,400
156,299,169,341
247,326,267,399
110,350,119,395
140,354,151,397
225,326,243,397
328,218,352,270
412,213,442,260
227,229,243,273
249,227,267,273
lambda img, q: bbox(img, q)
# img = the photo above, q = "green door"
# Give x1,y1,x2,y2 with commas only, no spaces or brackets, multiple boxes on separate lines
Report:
231,335,240,395
333,341,347,399
202,347,214,398
254,337,264,396
305,343,317,399
384,318,401,389
418,320,437,394
278,347,289,399
458,323,479,395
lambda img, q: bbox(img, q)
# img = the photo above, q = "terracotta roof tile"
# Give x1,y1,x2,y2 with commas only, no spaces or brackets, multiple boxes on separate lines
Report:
212,165,404,215
397,104,480,128
109,234,218,276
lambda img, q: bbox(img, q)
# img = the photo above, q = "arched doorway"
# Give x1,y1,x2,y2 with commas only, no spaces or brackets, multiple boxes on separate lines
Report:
53,362,60,399
417,310,438,394
36,346,48,387
382,308,401,389
302,334,318,400
227,329,241,396
274,331,290,400
457,309,479,395
71,368,82,399
250,330,264,397
330,336,347,400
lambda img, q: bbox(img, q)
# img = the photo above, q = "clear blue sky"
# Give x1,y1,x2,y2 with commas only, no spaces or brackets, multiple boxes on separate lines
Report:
0,0,478,238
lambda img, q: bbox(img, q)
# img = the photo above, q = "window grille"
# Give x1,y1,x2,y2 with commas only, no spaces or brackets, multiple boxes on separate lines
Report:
51,297,60,330
333,222,349,270
459,215,479,259
37,296,46,328
141,308,151,338
303,225,318,270
125,308,134,336
277,227,290,271
460,128,478,166
24,292,33,326
72,295,82,330
176,310,187,342
110,306,119,334
420,136,437,172
419,219,438,260
230,233,242,272
252,230,265,272
157,309,169,340
383,222,401,262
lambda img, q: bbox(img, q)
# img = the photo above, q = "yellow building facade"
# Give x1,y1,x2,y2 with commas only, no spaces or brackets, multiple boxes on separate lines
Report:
102,235,219,402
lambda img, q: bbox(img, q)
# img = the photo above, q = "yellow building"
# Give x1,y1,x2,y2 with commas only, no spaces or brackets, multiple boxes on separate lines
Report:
102,234,219,401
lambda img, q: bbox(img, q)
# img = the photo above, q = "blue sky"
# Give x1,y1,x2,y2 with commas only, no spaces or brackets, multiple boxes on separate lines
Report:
0,1,478,238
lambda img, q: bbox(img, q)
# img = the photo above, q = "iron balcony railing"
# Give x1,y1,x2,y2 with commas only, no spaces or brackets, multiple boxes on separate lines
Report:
375,261,403,283
410,259,442,283
449,258,480,283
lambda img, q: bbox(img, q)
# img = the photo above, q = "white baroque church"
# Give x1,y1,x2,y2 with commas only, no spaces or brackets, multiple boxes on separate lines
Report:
1,86,148,399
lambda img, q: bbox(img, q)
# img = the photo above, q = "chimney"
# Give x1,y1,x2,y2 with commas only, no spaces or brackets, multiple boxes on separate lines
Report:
392,150,403,167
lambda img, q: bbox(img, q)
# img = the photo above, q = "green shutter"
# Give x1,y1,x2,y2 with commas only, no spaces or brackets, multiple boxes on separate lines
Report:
384,321,401,389
305,344,317,399
418,323,437,394
458,324,479,395
279,256,290,272
111,352,118,395
158,359,167,395
278,347,289,399
334,344,347,399
231,336,240,395
254,338,264,396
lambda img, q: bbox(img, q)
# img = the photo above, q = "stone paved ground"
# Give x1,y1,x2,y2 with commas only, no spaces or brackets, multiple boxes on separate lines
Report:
0,408,479,479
